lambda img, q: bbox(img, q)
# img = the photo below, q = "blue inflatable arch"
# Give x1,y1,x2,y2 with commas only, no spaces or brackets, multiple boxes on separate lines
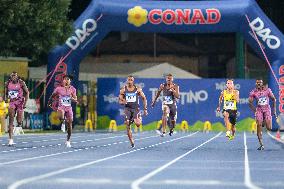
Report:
48,0,284,127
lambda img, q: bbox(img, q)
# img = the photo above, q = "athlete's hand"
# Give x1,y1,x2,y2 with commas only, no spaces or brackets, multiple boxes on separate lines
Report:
74,100,79,104
151,101,155,107
119,99,127,105
144,109,148,116
169,84,175,92
216,107,221,112
273,111,277,118
47,102,52,108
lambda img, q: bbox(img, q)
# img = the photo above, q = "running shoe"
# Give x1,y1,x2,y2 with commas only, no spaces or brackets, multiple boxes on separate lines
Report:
8,139,14,146
131,143,135,148
229,135,235,140
160,132,166,137
66,141,72,148
226,131,231,138
257,145,264,150
169,129,174,136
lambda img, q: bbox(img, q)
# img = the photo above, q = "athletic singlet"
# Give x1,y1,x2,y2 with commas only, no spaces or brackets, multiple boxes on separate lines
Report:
124,85,139,109
7,81,24,100
162,83,176,105
54,86,76,107
223,90,237,110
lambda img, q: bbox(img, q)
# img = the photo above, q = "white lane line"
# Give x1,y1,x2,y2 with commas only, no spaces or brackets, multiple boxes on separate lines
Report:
0,132,120,144
0,135,158,165
0,134,130,154
267,131,284,144
30,134,127,144
131,132,222,189
7,132,199,189
244,132,262,189
34,178,244,186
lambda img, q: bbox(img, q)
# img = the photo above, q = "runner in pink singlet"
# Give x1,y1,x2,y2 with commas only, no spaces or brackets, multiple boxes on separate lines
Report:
48,74,77,148
249,79,277,150
5,71,29,146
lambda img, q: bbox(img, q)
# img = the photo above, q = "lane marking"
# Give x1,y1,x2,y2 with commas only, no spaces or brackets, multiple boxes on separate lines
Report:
0,135,159,165
267,131,284,144
7,132,199,189
244,132,262,189
131,132,222,189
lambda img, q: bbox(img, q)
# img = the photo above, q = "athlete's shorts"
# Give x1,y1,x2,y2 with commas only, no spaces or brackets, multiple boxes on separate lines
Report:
124,107,140,124
9,98,25,113
223,109,237,125
255,107,272,122
57,106,73,121
162,104,177,121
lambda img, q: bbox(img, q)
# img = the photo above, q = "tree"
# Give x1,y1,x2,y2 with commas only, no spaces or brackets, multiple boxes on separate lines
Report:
0,0,73,66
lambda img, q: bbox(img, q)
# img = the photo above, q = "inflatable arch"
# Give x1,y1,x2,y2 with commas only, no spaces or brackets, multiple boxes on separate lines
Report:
48,0,284,129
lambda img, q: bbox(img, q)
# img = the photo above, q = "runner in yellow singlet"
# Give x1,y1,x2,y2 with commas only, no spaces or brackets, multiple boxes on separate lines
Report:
217,79,239,140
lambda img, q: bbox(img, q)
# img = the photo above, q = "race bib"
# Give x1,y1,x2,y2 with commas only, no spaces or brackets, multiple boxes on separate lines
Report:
224,101,235,109
163,96,173,105
125,93,136,103
61,96,71,106
8,90,19,99
258,96,268,106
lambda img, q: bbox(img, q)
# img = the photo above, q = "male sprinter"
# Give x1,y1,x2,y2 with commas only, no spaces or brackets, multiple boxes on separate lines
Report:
5,71,29,146
249,79,277,150
48,74,77,148
151,74,180,137
217,79,239,140
119,76,148,148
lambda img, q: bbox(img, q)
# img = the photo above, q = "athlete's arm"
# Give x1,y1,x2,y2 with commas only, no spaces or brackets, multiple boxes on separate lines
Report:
248,97,256,112
268,89,277,116
71,88,78,103
48,88,58,107
171,84,180,99
118,88,126,105
217,91,224,112
151,84,163,107
138,88,148,115
20,80,29,107
234,90,240,102
4,81,8,102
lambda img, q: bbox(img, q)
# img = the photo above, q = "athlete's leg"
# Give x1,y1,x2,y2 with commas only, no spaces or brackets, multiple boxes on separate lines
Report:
264,109,272,131
8,107,15,142
8,100,18,143
255,110,264,149
125,108,134,147
223,110,231,137
169,105,177,136
161,105,169,136
229,110,237,137
65,108,73,142
134,111,142,128
16,110,24,128
15,99,24,127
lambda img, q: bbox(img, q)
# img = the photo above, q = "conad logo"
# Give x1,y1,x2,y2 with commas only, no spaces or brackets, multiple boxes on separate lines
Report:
250,17,280,49
65,19,97,50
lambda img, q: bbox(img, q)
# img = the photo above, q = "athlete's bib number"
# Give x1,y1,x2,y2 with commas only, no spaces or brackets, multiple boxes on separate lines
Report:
258,96,268,106
224,101,235,109
126,93,136,103
8,90,19,99
61,96,71,106
163,96,173,105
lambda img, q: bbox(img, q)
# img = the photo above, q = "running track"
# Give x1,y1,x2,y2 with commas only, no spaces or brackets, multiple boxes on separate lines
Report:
0,131,284,189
